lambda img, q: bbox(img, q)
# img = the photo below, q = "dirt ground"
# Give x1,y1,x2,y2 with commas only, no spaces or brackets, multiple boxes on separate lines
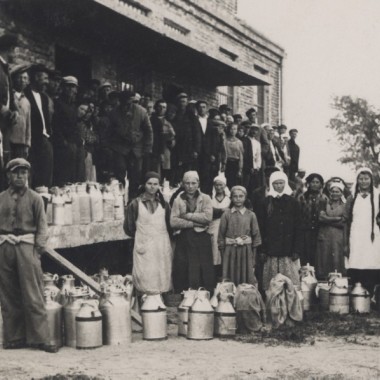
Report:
1,311,380,380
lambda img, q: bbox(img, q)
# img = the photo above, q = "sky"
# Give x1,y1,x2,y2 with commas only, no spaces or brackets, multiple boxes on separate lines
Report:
237,0,380,182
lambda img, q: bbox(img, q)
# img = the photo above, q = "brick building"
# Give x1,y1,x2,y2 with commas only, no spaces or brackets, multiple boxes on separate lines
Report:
0,0,285,124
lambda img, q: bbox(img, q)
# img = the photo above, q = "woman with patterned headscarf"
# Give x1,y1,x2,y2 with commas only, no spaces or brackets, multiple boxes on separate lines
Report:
297,173,329,266
315,181,346,280
343,168,380,293
261,171,302,290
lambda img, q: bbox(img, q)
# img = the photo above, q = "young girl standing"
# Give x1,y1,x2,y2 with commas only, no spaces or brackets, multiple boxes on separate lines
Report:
224,123,244,189
344,168,380,293
218,186,261,285
261,171,302,291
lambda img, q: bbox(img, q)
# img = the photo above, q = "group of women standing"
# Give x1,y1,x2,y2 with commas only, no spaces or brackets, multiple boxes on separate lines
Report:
124,167,380,298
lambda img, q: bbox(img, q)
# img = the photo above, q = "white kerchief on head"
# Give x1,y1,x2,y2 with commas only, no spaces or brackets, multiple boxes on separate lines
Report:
212,174,231,197
183,171,199,183
267,171,293,198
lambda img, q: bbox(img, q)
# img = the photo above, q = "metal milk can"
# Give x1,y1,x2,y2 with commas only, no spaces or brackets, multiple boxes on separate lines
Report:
315,282,330,311
69,184,81,225
45,292,63,347
64,287,88,347
329,277,349,314
89,183,104,222
187,289,214,340
111,180,125,220
328,270,342,285
76,300,103,349
300,263,318,311
76,183,91,225
141,294,167,341
178,289,197,337
350,282,371,313
102,186,115,222
52,188,65,226
61,186,73,226
99,286,132,345
214,292,236,338
43,273,60,302
59,275,76,306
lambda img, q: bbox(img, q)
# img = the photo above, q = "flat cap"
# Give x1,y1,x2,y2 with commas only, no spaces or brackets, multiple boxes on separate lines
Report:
6,158,31,172
62,76,78,86
176,92,188,99
10,63,31,76
29,64,50,76
99,82,112,89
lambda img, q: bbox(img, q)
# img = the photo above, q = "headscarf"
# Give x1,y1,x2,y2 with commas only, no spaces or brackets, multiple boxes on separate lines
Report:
267,171,293,198
353,167,373,195
183,171,199,183
212,174,231,197
328,181,346,203
305,173,324,186
230,186,247,196
144,171,160,183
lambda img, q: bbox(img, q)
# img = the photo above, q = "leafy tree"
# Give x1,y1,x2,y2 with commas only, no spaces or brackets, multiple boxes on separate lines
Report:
328,96,380,182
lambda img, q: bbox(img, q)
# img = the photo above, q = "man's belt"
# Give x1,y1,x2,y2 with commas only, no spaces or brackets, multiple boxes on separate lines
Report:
225,236,252,246
0,233,35,246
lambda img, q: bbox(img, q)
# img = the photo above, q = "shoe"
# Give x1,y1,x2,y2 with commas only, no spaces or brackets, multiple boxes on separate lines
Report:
29,343,59,353
3,340,27,349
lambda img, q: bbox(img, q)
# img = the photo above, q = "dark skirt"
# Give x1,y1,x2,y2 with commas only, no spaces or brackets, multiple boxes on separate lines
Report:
173,229,215,293
300,228,319,266
222,244,257,285
225,159,241,189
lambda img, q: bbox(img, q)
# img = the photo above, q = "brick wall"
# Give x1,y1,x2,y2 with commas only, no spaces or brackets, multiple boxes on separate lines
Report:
0,0,284,124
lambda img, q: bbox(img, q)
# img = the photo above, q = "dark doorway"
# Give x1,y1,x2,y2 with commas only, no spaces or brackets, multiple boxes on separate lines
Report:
55,45,92,88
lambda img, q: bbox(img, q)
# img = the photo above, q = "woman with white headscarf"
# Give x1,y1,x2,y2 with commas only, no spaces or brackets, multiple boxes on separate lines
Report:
208,175,231,278
261,171,302,290
315,181,346,280
170,171,215,292
343,168,380,293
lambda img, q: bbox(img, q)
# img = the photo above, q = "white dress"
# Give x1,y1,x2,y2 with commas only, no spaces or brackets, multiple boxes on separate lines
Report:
133,201,173,293
348,190,380,269
208,195,231,265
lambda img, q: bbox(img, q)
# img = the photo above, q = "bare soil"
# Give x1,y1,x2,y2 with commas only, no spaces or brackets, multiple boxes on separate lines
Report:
1,310,379,380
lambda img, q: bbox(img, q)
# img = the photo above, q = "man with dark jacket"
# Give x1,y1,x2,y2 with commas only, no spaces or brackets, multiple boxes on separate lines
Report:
108,90,153,198
288,128,300,181
24,64,53,187
194,100,225,195
52,76,83,186
171,93,197,186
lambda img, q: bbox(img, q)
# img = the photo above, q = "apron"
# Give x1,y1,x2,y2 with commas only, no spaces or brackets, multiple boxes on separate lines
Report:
133,200,173,293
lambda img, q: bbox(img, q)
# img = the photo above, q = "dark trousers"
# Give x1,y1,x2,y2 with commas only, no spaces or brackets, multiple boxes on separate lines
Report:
0,242,49,345
10,144,29,159
173,229,215,293
198,157,219,196
171,161,193,187
243,169,262,195
53,142,82,187
30,137,53,188
348,269,380,295
225,159,241,189
113,151,143,199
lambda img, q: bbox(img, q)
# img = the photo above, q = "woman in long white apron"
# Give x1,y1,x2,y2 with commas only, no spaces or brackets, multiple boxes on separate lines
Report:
208,175,231,279
344,168,380,294
124,172,173,294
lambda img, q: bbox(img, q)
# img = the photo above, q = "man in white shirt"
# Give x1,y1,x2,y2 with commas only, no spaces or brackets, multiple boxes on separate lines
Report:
243,124,263,194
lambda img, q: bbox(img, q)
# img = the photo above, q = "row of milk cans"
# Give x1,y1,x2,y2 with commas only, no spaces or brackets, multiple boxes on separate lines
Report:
300,265,372,314
35,179,127,226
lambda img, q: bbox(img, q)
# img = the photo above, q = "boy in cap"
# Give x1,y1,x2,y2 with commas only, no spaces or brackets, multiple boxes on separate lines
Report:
0,158,57,352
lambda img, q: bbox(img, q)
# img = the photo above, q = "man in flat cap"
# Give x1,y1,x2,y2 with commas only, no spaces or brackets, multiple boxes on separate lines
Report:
0,158,57,352
288,128,300,181
52,75,84,186
10,64,31,159
98,82,112,103
24,64,53,187
108,90,153,198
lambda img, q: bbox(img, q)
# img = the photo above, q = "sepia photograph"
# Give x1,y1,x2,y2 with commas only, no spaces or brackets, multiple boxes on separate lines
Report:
0,0,379,379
